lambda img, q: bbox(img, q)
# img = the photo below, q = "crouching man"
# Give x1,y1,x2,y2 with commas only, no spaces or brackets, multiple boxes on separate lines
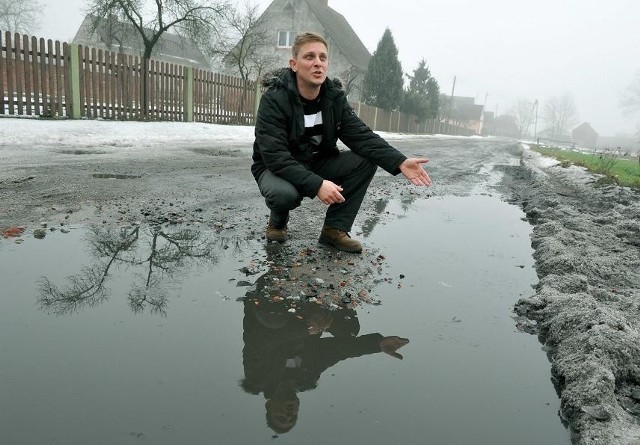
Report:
251,32,432,253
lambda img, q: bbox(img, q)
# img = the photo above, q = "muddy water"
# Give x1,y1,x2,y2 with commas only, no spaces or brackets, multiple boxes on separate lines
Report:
357,195,569,444
0,195,569,444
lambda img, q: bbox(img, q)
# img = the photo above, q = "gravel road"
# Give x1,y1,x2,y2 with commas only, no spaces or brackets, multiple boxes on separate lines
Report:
1,132,639,443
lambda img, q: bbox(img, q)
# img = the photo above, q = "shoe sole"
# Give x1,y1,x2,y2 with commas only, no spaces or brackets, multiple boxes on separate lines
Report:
318,235,362,253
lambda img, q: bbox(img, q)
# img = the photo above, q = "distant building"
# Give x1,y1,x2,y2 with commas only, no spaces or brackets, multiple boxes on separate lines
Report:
572,122,598,148
536,127,573,145
440,95,484,135
494,114,520,139
72,15,211,70
225,0,371,101
482,111,495,136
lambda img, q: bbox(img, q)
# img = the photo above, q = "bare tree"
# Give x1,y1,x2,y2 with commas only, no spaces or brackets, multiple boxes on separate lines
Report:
620,71,640,120
214,1,277,123
508,98,535,138
339,65,365,100
0,0,41,33
218,2,276,79
86,0,230,116
542,93,579,138
94,13,130,54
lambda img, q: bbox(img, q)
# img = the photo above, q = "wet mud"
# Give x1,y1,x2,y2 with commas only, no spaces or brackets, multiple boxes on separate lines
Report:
500,149,640,444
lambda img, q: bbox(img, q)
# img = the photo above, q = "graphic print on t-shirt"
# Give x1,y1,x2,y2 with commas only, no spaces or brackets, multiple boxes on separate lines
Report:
301,97,323,153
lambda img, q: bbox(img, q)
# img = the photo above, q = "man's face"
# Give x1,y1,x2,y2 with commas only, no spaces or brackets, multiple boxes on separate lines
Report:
289,41,328,90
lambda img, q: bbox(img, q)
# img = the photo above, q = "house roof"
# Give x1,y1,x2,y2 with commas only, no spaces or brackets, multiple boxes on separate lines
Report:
572,122,598,137
303,0,371,71
73,15,210,69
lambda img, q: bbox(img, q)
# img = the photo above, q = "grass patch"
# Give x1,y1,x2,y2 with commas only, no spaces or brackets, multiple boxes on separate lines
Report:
530,144,640,188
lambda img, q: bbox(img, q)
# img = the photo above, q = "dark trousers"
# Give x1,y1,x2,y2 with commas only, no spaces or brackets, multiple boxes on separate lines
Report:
257,151,378,232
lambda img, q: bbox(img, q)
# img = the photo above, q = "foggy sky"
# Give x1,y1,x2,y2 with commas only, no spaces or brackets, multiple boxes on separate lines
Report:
38,0,640,137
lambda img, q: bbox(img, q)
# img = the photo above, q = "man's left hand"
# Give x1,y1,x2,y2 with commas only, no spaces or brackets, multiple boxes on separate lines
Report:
399,158,432,187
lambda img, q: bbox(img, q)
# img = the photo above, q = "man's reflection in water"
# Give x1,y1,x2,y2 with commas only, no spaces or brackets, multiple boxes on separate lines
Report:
240,276,409,433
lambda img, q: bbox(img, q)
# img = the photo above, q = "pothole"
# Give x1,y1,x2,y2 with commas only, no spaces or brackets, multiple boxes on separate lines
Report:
190,147,244,157
91,173,141,179
59,149,107,155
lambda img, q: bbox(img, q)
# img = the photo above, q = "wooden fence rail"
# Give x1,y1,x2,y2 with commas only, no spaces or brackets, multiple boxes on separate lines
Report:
1,30,476,136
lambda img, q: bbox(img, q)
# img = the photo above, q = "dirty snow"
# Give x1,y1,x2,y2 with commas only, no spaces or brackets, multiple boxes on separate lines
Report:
0,117,485,152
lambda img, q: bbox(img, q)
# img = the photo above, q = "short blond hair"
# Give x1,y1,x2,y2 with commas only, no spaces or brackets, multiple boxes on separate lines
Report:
292,32,328,58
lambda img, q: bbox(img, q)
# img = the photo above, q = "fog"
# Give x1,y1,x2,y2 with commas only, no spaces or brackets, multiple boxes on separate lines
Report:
38,0,640,137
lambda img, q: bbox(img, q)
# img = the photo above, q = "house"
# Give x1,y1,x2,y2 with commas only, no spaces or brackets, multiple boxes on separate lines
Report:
536,127,573,146
481,111,495,136
238,0,371,101
72,15,211,69
440,95,484,135
572,122,598,148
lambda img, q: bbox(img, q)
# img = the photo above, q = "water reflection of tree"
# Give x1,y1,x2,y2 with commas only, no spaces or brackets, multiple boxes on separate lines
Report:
38,225,237,316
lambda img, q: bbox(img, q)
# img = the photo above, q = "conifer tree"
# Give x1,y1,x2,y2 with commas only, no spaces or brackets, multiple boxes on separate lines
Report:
426,76,440,119
362,28,403,110
401,59,440,122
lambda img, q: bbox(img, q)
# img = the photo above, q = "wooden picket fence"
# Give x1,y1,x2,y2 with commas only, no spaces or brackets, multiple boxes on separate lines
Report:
0,32,66,117
354,101,475,136
1,29,475,135
0,30,257,123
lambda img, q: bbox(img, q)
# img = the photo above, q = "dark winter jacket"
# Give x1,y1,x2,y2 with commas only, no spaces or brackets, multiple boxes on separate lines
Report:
251,68,407,198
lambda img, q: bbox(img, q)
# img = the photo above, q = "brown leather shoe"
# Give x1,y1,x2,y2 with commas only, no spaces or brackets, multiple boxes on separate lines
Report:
266,222,287,243
318,226,362,253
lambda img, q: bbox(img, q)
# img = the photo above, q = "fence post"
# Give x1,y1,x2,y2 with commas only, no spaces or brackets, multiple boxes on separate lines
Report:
373,107,378,131
254,79,261,119
184,66,193,122
68,43,81,119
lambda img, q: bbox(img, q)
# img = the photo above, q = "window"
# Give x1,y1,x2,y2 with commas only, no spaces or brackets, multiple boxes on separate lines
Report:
277,30,296,48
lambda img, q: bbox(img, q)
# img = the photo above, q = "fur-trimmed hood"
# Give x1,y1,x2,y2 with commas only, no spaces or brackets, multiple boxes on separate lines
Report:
260,67,343,91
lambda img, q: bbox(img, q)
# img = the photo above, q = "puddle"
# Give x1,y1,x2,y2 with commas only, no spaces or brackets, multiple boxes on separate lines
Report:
190,147,244,157
92,173,142,179
58,150,108,155
356,195,568,444
0,196,569,444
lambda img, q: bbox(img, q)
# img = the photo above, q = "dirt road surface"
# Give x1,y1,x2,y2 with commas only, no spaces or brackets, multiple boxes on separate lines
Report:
1,130,639,443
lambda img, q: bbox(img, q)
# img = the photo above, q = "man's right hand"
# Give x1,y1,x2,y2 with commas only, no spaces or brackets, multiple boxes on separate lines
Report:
379,336,410,360
317,180,345,205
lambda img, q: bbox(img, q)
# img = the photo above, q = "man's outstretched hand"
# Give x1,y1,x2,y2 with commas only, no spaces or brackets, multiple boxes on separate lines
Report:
399,158,432,187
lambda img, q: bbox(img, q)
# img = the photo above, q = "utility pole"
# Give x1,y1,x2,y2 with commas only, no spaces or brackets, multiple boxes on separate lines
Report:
533,99,539,142
447,75,456,126
482,92,488,135
524,100,537,139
